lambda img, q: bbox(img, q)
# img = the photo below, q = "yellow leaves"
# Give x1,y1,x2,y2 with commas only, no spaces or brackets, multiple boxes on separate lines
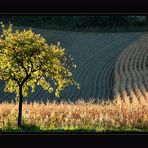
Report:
0,22,79,99
4,79,17,93
55,91,60,97
22,84,29,97
38,78,50,90
76,83,80,90
48,87,53,93
72,64,76,68
68,71,72,77
0,38,4,46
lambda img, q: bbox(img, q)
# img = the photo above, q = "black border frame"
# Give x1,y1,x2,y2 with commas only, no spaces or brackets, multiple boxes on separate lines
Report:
0,0,148,146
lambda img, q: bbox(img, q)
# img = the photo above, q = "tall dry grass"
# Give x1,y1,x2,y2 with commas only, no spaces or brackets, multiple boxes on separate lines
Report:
0,96,148,130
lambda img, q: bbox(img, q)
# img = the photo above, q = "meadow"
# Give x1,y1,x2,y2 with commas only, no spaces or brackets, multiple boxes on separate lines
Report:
0,97,148,132
0,27,148,132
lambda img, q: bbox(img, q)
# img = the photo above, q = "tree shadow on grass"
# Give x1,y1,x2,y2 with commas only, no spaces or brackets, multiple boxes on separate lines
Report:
0,124,41,132
0,125,97,133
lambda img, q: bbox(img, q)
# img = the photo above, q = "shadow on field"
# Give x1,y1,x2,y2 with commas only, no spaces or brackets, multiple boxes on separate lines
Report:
0,124,41,132
0,124,148,133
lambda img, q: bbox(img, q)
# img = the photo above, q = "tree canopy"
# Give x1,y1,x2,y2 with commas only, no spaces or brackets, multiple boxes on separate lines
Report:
0,23,79,100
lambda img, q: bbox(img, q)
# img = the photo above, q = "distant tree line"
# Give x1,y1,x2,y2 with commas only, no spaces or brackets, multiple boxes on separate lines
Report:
0,16,148,32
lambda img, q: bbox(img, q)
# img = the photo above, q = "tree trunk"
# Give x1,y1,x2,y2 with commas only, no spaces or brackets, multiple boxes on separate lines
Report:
18,84,23,128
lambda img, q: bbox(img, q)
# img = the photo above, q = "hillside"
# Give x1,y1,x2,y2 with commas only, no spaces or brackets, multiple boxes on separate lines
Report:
0,27,144,102
114,33,148,102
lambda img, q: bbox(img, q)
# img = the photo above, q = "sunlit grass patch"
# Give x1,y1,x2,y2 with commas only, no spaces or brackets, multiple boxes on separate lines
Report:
0,97,148,132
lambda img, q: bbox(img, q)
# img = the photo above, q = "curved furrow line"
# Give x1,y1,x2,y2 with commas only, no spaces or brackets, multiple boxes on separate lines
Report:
99,36,135,99
136,39,148,99
90,34,133,99
47,33,95,63
84,55,115,99
35,89,51,101
127,40,143,100
38,91,51,102
69,46,114,100
65,39,93,57
123,43,138,100
30,88,44,101
98,56,116,99
96,39,133,98
129,55,141,100
72,33,141,101
114,55,123,97
0,82,6,96
0,93,13,101
103,56,118,99
62,50,101,100
66,34,132,99
127,34,148,99
64,37,114,100
118,34,144,100
76,34,133,100
0,81,5,89
62,37,110,99
0,89,6,99
113,39,132,97
143,51,148,73
118,45,132,99
0,81,16,101
4,94,15,102
137,41,148,87
131,47,145,100
27,89,37,101
142,46,148,100
69,34,128,100
81,44,116,99
132,40,147,100
66,35,109,60
113,33,143,99
29,90,41,101
143,48,148,91
24,86,43,101
123,36,148,102
108,65,115,99
67,47,108,100
94,40,127,99
101,34,140,100
137,40,148,92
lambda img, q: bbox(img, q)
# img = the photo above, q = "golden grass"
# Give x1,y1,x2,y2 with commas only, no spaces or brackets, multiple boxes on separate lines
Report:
0,96,148,130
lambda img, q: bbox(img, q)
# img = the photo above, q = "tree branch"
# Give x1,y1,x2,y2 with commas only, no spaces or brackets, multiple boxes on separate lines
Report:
21,73,31,86
10,73,20,84
21,60,29,77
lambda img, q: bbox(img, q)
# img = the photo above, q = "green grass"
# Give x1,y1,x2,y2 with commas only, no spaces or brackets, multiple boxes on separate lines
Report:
0,124,148,133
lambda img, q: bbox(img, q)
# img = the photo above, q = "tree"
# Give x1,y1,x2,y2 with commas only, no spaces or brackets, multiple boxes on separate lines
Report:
0,23,79,127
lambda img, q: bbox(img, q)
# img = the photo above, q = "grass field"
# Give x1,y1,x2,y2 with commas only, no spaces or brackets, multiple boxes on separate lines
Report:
0,27,148,131
0,98,148,131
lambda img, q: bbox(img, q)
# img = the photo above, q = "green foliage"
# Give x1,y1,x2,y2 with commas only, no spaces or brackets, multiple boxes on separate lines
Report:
0,16,147,32
0,23,79,100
